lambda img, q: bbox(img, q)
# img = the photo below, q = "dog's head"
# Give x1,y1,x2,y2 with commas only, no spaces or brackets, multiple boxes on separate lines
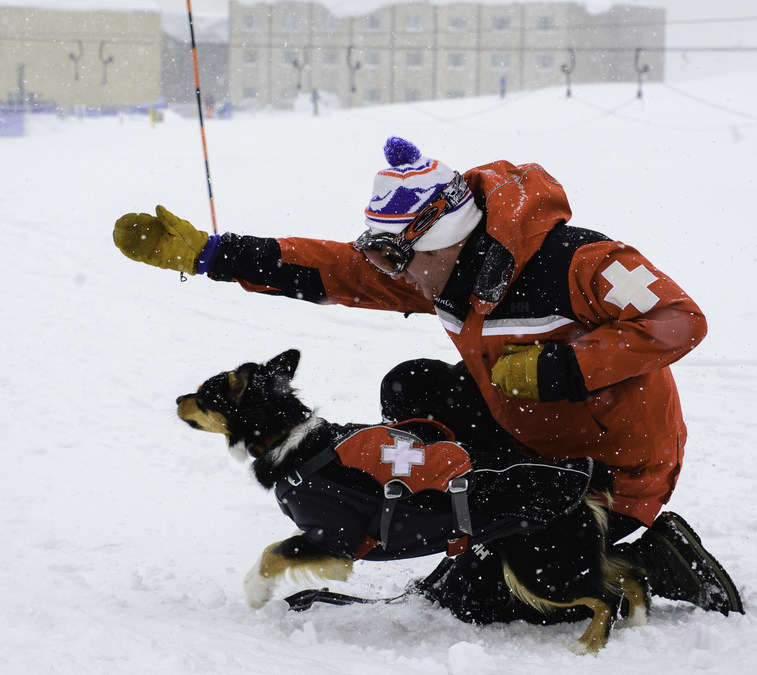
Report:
176,349,308,456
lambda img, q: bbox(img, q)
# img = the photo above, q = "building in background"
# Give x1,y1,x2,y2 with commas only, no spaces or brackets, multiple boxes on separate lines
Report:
0,1,665,116
162,13,229,113
228,1,665,110
0,4,161,112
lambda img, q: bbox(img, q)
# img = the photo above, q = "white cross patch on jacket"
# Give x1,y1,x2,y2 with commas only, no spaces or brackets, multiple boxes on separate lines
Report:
381,437,425,476
601,260,660,313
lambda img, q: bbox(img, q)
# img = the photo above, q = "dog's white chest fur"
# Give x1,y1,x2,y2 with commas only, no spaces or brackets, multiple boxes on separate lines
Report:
229,416,322,464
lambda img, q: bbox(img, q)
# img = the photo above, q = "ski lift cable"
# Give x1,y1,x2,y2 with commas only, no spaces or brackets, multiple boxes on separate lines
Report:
568,92,757,134
385,89,757,138
661,82,757,122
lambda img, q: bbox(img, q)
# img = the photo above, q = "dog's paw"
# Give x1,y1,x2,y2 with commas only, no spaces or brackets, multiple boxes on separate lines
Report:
569,638,600,656
228,440,251,463
244,560,273,609
245,577,273,609
617,606,649,629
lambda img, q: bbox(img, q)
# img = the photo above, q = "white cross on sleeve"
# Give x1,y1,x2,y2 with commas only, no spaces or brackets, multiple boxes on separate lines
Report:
381,437,425,476
601,260,660,313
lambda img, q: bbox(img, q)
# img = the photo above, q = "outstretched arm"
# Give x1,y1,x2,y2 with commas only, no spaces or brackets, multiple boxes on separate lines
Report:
206,232,434,312
113,206,434,314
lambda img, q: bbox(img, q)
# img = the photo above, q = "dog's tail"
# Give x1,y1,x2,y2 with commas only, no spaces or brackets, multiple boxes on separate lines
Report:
588,459,614,494
586,459,615,517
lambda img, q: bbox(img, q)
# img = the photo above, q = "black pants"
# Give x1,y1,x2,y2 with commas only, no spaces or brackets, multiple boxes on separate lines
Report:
381,358,514,452
380,357,642,540
381,358,644,624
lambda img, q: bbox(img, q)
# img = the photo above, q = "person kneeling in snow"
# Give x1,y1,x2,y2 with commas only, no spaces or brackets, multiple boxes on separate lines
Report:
113,137,743,621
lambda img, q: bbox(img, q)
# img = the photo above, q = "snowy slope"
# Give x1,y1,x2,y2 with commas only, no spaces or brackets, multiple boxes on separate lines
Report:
2,74,757,673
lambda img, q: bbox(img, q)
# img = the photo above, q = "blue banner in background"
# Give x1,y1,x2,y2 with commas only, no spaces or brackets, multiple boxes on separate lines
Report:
0,106,25,137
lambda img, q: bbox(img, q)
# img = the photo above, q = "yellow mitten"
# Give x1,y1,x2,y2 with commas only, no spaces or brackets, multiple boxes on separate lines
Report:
491,344,545,399
113,205,208,274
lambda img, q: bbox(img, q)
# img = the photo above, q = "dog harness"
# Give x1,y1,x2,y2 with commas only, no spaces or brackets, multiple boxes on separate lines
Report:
274,420,596,561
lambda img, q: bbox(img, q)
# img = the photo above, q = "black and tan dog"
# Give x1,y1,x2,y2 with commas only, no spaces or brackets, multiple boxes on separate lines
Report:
176,349,649,654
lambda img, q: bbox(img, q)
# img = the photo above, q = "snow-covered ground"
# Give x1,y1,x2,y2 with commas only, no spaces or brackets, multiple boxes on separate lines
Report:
2,73,757,673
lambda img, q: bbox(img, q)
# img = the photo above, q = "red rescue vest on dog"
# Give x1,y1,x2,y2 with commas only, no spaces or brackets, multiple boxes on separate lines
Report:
274,419,599,562
333,424,474,557
334,425,472,492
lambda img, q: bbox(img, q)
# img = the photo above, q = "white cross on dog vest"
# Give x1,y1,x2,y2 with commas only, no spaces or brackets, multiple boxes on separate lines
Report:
335,425,472,492
381,436,425,476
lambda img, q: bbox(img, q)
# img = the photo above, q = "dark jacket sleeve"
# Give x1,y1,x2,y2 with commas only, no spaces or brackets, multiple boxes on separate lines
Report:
208,232,435,314
209,233,328,303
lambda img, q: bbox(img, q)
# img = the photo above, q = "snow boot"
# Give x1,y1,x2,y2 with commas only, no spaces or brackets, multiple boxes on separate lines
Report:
616,511,743,615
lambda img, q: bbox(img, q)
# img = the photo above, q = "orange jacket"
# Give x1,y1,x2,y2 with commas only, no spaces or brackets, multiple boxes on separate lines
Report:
209,160,706,526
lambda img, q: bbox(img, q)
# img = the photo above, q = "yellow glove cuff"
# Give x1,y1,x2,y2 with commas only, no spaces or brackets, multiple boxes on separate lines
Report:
491,344,545,399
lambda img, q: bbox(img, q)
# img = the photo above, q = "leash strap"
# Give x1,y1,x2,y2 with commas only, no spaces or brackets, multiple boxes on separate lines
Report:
285,558,461,613
285,587,407,612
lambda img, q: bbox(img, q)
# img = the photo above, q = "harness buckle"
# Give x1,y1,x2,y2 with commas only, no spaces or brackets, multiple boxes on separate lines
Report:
378,481,405,550
287,470,303,486
448,476,469,494
384,481,404,499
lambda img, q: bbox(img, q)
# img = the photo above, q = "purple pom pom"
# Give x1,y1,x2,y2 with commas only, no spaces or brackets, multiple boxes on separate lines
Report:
384,137,421,167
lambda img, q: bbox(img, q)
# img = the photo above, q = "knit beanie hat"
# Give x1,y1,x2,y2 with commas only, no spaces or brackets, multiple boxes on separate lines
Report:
364,137,482,251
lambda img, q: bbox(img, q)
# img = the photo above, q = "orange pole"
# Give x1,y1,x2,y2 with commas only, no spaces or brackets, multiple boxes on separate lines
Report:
186,0,218,234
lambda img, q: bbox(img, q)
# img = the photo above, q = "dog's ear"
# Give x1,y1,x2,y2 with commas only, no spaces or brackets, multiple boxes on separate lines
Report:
266,349,300,380
228,366,252,405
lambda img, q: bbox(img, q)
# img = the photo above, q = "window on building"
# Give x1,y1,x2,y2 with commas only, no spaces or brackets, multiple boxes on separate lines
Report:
405,89,422,102
363,52,380,68
492,16,510,31
536,16,554,31
243,50,258,65
447,90,465,99
491,53,509,69
242,14,256,30
323,15,339,31
535,53,555,69
242,86,258,99
448,16,466,32
364,88,381,103
283,50,303,66
448,53,465,69
406,15,422,32
284,13,299,31
406,51,424,68
364,15,381,30
322,50,339,68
